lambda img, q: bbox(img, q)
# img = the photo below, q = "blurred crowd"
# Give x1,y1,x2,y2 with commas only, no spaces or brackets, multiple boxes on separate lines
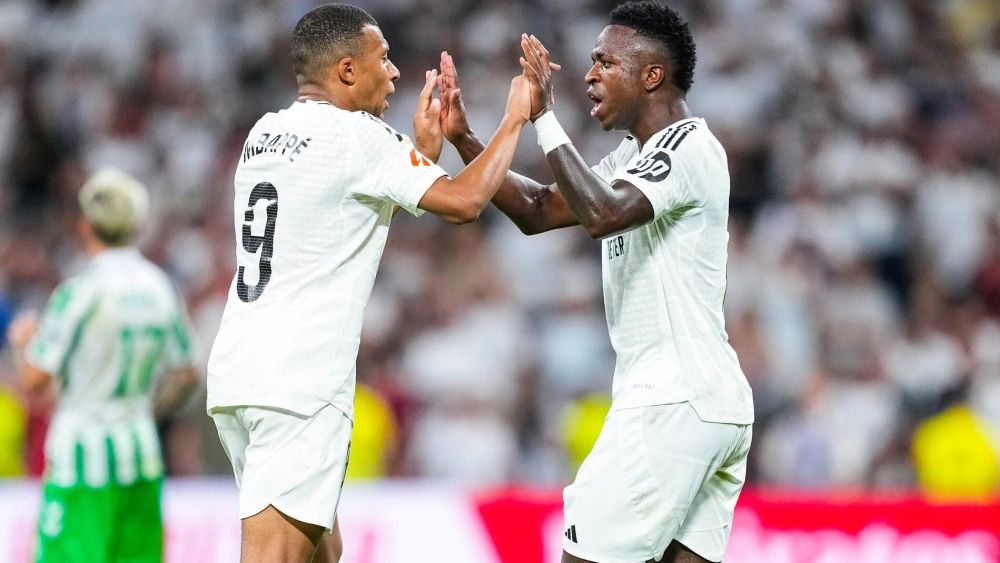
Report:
1,0,1000,496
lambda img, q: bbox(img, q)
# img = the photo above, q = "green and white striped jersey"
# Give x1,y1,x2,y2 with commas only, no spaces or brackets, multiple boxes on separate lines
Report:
26,247,194,488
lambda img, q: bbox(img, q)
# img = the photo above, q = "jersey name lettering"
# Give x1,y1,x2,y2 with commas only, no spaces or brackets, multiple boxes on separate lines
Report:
607,235,626,260
242,130,312,163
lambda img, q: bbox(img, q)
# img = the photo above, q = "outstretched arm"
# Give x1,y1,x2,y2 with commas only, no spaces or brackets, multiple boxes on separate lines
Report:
439,51,579,235
519,35,653,239
416,74,532,224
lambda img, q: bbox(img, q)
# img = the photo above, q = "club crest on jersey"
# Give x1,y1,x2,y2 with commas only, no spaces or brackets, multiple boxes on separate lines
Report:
626,149,672,182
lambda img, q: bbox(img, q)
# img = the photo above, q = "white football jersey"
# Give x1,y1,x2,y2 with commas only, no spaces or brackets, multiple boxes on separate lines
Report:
26,247,195,486
591,118,754,424
207,100,446,419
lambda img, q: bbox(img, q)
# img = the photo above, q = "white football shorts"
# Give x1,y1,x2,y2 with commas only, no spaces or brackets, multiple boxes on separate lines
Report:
211,403,352,530
563,401,752,562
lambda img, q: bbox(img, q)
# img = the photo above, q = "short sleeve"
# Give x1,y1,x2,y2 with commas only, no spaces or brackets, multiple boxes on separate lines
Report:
612,121,707,220
349,114,448,216
25,279,100,378
591,151,618,183
590,136,634,183
162,293,196,371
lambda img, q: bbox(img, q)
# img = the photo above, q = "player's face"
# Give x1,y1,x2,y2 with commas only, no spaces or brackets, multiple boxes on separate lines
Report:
585,25,646,131
354,25,399,118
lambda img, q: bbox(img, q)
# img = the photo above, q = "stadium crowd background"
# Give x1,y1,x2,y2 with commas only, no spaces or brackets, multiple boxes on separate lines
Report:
1,0,999,496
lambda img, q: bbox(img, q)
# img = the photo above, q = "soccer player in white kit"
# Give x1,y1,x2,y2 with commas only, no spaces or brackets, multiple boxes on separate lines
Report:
434,2,754,561
7,169,198,563
205,4,533,562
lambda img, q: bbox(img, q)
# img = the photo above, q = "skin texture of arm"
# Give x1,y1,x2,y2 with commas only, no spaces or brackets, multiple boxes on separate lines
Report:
416,75,531,225
519,34,653,239
439,51,580,235
154,365,199,421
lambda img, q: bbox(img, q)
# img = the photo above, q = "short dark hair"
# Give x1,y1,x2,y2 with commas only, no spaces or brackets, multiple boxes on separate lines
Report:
610,1,696,93
291,4,378,82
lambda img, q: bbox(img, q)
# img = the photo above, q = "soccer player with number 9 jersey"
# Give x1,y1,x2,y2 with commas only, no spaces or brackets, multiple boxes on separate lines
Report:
206,3,533,561
8,168,198,563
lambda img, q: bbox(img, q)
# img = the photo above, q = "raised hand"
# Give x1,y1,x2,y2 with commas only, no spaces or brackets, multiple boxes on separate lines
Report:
506,74,532,123
413,69,443,162
438,51,474,144
518,34,561,121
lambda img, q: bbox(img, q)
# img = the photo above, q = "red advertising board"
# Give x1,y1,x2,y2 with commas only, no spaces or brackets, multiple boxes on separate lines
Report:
1,480,997,563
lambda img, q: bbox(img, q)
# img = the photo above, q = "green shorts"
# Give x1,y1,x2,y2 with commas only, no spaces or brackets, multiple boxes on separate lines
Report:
35,478,163,563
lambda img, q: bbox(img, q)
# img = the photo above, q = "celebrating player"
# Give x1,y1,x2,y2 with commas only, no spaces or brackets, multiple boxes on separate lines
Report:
435,2,754,562
205,3,531,562
7,169,198,563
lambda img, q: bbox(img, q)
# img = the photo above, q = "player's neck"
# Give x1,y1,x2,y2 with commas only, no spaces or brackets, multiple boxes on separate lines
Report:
297,83,357,112
630,98,692,148
297,83,333,104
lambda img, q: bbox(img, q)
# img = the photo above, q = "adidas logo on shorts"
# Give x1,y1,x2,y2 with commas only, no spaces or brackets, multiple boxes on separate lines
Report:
564,524,578,543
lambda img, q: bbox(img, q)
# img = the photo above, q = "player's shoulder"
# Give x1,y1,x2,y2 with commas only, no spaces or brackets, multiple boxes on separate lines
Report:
350,110,410,145
646,118,710,153
45,265,104,317
102,250,175,293
136,255,179,293
268,100,343,129
275,102,406,146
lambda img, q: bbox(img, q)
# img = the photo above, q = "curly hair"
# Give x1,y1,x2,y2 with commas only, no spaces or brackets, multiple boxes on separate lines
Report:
291,4,378,82
610,1,696,93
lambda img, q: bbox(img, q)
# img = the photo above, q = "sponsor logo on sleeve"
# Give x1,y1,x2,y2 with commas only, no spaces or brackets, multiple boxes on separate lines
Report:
626,149,671,182
409,149,431,167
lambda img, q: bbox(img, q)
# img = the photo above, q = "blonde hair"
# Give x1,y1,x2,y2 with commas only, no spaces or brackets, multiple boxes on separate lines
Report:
78,168,150,246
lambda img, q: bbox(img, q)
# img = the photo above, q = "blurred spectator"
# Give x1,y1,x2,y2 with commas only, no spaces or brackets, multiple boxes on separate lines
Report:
346,383,400,482
0,385,26,477
560,393,611,474
912,384,1000,499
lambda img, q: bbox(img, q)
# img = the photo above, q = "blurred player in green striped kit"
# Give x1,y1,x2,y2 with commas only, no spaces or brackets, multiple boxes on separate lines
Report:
7,168,199,563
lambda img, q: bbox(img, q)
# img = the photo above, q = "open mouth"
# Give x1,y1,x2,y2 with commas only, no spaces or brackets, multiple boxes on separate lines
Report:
588,92,604,118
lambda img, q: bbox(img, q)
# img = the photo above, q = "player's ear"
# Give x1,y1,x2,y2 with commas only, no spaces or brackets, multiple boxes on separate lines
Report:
336,57,356,85
644,63,665,92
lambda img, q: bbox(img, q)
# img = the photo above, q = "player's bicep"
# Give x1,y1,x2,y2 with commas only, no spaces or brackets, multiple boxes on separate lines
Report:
416,175,477,223
599,179,655,235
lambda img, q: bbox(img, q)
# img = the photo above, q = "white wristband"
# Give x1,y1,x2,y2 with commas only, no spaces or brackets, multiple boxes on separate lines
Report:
533,111,572,155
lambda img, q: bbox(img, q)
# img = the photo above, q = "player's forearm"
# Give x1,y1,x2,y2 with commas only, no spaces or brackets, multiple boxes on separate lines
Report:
488,172,576,235
20,363,53,396
154,365,198,420
414,133,442,163
452,129,574,234
451,130,485,166
448,114,525,216
546,145,639,239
